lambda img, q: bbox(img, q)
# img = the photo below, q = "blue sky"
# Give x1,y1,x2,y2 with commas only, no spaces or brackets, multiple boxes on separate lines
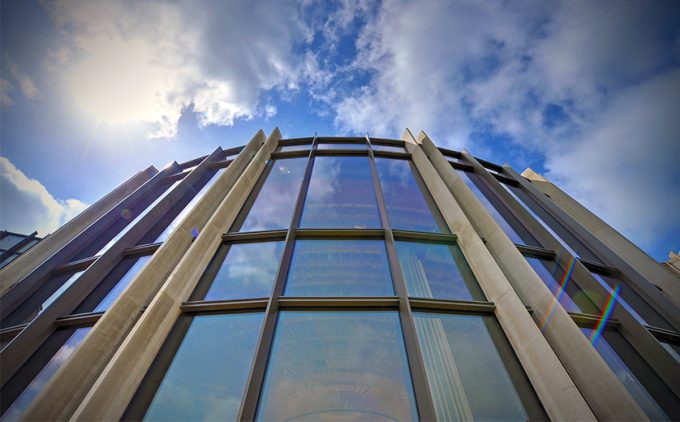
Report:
1,0,679,261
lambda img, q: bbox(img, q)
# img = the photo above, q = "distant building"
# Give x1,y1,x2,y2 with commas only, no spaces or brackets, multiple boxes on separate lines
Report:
1,129,678,421
0,231,41,271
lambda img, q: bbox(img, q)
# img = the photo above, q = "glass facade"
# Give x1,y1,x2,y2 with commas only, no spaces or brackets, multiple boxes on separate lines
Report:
375,158,449,233
285,240,393,296
301,156,380,229
142,313,263,421
3,135,677,422
256,311,418,421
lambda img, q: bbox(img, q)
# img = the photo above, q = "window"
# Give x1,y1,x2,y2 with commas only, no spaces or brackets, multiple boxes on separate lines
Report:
413,313,540,421
301,156,381,229
583,328,674,420
0,234,24,250
525,256,598,314
140,313,264,421
396,241,485,301
194,241,285,301
256,311,418,421
155,169,224,242
457,170,531,246
234,158,307,232
375,158,449,233
1,327,91,421
277,144,311,152
284,240,394,297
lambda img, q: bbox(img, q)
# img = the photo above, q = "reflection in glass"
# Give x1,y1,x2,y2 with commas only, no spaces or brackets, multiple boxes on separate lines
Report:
278,144,311,152
236,158,307,232
257,311,418,421
202,241,285,301
39,270,86,315
316,142,366,150
414,313,530,421
583,328,669,420
93,256,151,312
458,171,527,245
98,180,182,255
143,313,263,421
0,235,23,249
155,170,224,242
396,241,484,301
372,144,406,153
2,328,90,422
526,257,599,314
375,158,449,233
301,156,380,229
285,240,393,296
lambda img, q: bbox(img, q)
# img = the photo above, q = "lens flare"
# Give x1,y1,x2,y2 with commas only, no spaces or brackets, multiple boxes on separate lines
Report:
539,256,576,330
589,284,620,345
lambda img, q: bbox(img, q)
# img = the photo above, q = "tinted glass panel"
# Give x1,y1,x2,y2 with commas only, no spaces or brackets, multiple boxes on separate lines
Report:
0,254,18,269
278,144,311,152
98,180,182,255
236,158,307,232
143,313,264,421
39,270,86,315
155,170,224,242
375,158,449,233
0,235,23,249
93,255,151,312
583,328,671,420
1,327,90,422
316,142,366,149
372,144,406,153
201,241,285,301
414,313,531,421
285,240,393,296
396,241,484,301
301,156,380,229
526,257,598,314
257,311,418,421
458,171,528,245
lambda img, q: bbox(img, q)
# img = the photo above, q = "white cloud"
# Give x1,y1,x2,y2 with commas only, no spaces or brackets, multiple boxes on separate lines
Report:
47,0,309,138
0,79,12,106
0,157,88,236
5,59,39,99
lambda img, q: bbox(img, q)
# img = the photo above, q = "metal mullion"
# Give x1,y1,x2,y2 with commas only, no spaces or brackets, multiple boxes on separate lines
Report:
372,151,411,159
238,135,317,422
278,297,400,309
516,244,556,260
181,299,269,314
55,312,104,328
366,141,438,422
210,158,233,169
122,243,161,256
294,228,385,239
392,230,457,244
314,149,369,157
222,230,288,243
569,312,621,329
270,150,309,159
408,298,496,314
51,256,98,274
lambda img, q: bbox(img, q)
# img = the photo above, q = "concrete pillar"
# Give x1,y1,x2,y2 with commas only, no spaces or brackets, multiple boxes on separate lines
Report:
66,129,281,421
417,133,647,420
522,168,680,306
0,167,156,294
22,130,270,421
402,129,596,421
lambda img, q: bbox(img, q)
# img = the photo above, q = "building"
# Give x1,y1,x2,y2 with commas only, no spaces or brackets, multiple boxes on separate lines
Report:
0,129,678,421
0,231,42,271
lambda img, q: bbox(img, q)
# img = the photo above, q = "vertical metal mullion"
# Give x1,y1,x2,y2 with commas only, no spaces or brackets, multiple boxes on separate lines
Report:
238,135,318,421
367,136,437,422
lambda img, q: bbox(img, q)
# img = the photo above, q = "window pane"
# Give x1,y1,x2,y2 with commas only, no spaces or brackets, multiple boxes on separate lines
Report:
1,327,90,422
39,270,86,315
155,170,224,242
278,144,310,152
583,328,672,420
375,158,449,233
372,144,406,153
0,234,24,249
256,311,418,421
301,156,380,229
0,254,18,269
414,313,531,421
458,171,530,245
285,240,394,297
396,241,485,301
236,158,307,232
316,142,366,149
200,241,285,301
98,180,182,255
143,313,264,421
526,257,599,314
93,255,151,312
